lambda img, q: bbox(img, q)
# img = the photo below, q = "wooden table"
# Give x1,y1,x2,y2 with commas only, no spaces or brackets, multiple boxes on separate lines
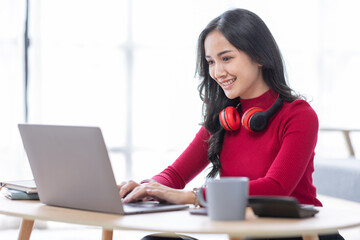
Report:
1,195,360,240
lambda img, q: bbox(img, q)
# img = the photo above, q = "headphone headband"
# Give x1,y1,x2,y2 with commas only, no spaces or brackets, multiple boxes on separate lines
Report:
245,96,282,132
262,95,282,119
219,94,282,132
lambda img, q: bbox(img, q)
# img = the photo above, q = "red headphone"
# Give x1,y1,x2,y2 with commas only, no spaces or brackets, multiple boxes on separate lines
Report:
219,95,283,132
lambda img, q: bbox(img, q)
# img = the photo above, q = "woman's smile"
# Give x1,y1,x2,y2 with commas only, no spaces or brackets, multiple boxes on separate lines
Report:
219,78,236,89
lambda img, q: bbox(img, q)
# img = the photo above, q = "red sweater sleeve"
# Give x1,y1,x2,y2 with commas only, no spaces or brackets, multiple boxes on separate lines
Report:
151,127,210,189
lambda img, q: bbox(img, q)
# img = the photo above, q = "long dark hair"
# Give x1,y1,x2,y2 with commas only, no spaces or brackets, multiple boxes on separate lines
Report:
196,9,299,178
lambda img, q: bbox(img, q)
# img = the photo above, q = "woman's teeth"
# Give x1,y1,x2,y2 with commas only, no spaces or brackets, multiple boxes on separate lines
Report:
222,78,236,86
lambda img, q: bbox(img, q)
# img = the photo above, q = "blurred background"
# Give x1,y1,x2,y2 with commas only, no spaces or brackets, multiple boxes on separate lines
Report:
1,0,360,189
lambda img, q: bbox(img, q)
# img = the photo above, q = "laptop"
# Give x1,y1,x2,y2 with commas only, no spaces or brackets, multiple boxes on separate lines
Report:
18,124,188,214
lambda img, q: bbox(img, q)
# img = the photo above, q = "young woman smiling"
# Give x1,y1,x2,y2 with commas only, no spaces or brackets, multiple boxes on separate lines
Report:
119,8,344,240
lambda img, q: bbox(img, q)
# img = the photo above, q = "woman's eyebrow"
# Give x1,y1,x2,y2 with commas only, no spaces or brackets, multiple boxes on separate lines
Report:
205,50,233,59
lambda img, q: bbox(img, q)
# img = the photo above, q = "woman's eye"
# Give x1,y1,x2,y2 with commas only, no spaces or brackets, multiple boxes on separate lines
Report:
223,57,232,61
207,60,214,65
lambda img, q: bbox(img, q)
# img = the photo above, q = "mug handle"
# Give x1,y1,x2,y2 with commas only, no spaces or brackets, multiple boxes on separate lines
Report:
196,187,207,207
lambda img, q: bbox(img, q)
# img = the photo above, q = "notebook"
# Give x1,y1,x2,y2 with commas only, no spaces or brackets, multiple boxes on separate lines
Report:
0,179,37,194
18,124,188,214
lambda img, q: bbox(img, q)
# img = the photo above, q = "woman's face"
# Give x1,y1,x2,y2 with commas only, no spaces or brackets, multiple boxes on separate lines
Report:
204,30,269,99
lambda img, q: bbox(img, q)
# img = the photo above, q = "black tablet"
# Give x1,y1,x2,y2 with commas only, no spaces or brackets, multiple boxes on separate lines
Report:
248,196,319,218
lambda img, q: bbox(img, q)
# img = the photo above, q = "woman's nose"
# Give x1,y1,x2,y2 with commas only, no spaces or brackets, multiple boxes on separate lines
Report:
214,63,226,79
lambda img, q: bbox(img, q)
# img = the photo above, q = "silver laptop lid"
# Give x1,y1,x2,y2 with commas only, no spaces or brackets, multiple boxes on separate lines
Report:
18,124,125,214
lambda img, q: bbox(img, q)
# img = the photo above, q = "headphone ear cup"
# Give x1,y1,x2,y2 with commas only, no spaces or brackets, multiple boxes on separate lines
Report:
219,106,241,131
241,107,264,132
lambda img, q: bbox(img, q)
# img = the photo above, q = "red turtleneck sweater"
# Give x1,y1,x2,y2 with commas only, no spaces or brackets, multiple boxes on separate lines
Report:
151,90,322,206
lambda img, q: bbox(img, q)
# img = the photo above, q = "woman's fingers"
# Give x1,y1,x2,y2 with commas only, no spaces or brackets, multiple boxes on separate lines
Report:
118,180,140,198
145,187,185,204
123,184,149,203
117,181,127,190
121,182,192,205
144,188,167,201
123,182,161,203
130,183,181,204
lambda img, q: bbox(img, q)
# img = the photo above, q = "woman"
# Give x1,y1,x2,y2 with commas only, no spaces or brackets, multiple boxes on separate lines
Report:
119,9,344,240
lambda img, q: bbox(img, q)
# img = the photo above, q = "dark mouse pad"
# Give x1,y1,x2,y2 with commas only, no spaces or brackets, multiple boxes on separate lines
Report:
248,196,319,218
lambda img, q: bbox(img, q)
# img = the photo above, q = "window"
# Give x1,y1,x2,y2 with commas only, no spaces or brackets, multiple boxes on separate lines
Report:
1,0,360,187
0,1,26,179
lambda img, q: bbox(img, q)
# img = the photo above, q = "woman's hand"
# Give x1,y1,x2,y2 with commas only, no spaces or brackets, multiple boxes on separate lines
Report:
119,181,195,205
118,180,141,199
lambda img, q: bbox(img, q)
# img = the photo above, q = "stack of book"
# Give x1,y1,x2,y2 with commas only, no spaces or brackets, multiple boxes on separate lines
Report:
0,179,39,200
